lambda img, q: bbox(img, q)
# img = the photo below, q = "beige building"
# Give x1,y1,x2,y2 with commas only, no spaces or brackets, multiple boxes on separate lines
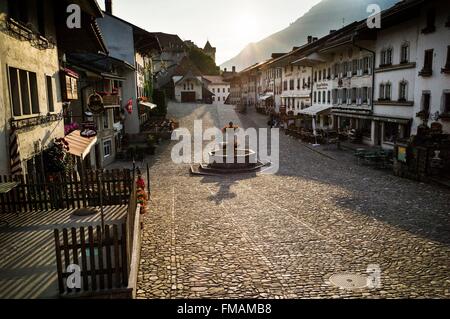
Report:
0,1,64,175
0,0,107,175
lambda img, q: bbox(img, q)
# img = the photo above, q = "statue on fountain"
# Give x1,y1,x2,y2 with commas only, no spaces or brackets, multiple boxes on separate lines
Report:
221,122,239,149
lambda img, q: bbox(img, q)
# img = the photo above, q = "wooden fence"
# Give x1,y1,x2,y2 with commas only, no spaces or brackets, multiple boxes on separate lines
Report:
0,169,133,214
53,169,141,297
54,224,129,295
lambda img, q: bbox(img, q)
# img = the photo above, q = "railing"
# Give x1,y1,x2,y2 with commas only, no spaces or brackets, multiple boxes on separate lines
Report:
0,169,133,214
10,113,64,130
53,168,144,298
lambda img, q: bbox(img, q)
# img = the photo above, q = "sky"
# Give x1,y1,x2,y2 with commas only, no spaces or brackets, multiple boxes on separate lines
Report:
98,0,322,65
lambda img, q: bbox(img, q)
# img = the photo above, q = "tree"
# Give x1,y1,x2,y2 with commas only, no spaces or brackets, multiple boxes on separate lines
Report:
187,46,220,75
152,89,167,116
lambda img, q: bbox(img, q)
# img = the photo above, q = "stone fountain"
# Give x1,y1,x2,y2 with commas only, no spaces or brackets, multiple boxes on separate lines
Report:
190,142,268,176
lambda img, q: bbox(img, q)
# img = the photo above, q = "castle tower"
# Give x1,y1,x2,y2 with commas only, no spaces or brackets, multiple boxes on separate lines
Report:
203,41,216,63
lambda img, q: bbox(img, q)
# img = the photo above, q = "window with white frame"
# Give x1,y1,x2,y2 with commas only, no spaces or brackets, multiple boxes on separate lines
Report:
380,48,393,66
400,43,409,64
379,84,385,100
362,87,368,104
363,56,371,74
385,83,392,101
399,81,408,101
103,139,112,158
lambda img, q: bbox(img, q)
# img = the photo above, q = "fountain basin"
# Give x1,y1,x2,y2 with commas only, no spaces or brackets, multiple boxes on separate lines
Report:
209,149,257,169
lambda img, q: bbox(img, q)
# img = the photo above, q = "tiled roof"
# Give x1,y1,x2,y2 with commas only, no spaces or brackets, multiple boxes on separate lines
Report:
203,75,227,85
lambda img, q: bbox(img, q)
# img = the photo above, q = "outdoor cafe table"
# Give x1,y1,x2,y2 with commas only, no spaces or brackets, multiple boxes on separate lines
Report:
0,181,20,227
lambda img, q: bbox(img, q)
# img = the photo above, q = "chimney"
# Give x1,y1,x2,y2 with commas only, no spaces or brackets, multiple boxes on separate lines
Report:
105,0,112,14
307,36,313,44
232,66,236,73
313,37,318,42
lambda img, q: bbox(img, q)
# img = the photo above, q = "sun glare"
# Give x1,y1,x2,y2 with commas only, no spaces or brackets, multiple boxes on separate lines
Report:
231,13,260,43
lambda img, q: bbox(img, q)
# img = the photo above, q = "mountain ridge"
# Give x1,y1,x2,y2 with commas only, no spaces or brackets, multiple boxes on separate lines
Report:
221,0,399,71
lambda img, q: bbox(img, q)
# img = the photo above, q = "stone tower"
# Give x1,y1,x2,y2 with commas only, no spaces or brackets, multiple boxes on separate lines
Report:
203,41,216,63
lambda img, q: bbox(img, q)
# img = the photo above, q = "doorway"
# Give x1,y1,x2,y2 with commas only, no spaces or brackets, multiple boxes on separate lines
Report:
374,122,382,146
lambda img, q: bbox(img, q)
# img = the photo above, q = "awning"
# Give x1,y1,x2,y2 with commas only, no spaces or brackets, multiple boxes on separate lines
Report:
299,105,333,116
65,130,97,159
101,73,126,81
332,111,411,125
259,94,274,101
139,102,157,109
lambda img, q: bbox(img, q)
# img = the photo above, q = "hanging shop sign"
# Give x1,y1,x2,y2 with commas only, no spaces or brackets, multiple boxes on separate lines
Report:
88,93,104,114
316,83,329,90
80,121,98,138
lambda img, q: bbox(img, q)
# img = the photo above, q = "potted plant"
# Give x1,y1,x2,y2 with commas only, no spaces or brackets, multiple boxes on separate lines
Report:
44,138,73,176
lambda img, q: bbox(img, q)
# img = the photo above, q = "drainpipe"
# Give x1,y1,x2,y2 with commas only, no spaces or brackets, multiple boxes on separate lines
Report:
351,35,376,113
310,65,314,106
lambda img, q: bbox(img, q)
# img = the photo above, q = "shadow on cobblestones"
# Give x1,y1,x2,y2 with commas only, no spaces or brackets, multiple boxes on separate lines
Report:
136,102,450,299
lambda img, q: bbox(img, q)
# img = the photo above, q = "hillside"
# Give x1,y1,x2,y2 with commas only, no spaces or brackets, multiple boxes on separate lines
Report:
221,0,398,71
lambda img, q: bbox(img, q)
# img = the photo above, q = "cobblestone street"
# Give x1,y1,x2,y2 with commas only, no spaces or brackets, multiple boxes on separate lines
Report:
137,102,450,299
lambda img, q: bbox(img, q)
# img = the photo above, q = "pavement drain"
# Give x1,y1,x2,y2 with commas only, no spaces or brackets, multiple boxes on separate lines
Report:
328,273,368,290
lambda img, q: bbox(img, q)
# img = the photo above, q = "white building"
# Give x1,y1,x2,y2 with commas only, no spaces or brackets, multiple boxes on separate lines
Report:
372,12,420,149
281,64,312,116
258,58,283,114
203,76,230,105
413,0,450,134
173,73,204,103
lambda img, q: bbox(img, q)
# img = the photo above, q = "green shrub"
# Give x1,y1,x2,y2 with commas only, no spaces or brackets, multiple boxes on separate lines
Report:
152,89,167,116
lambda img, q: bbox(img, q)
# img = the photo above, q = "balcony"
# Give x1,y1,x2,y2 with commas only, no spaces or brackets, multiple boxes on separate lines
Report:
441,64,450,74
421,25,436,34
4,17,55,50
416,110,430,121
374,99,414,107
10,113,63,131
419,67,433,77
